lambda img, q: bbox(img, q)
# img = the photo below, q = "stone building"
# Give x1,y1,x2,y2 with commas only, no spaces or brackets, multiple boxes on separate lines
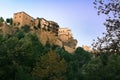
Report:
13,11,34,29
58,28,72,42
13,11,60,36
34,18,59,36
48,21,59,36
34,18,49,29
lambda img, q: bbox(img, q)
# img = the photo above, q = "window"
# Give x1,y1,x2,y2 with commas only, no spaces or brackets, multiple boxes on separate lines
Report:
14,23,16,26
31,20,33,22
18,22,20,26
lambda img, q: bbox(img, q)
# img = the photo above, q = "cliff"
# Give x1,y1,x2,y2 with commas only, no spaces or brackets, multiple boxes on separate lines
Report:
36,29,77,53
0,23,14,36
0,12,78,53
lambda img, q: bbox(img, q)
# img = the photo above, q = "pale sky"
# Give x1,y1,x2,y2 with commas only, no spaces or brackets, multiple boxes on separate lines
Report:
0,0,107,47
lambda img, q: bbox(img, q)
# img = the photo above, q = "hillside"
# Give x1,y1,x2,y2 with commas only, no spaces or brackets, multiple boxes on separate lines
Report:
0,12,78,53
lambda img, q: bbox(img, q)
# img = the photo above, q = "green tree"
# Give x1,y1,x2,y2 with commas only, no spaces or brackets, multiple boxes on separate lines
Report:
82,56,104,80
0,17,4,22
0,17,4,26
82,54,120,80
32,50,67,80
37,18,40,28
0,32,44,80
6,18,13,25
21,25,30,33
15,30,25,39
66,47,91,80
104,55,120,80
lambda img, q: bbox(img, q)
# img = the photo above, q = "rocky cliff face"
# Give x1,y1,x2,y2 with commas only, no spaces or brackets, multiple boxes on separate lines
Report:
36,29,77,53
0,18,77,53
35,18,77,53
36,29,59,46
63,38,77,49
0,23,14,36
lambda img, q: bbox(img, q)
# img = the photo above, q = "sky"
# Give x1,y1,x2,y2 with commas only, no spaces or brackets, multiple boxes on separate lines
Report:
0,0,107,47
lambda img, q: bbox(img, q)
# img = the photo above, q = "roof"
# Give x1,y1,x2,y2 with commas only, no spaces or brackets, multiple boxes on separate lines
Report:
14,11,34,19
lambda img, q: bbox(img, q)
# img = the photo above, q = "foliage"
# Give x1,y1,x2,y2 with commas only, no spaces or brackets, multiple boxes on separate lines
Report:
0,30,93,80
0,17,4,22
0,31,44,80
1,1,120,79
32,50,67,80
37,18,40,28
21,25,30,33
89,1,120,79
6,18,13,25
65,47,91,80
0,17,4,26
92,0,120,54
82,54,120,80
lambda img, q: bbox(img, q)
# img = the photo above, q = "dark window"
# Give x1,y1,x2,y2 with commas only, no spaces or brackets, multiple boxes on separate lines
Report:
18,22,20,26
14,23,16,26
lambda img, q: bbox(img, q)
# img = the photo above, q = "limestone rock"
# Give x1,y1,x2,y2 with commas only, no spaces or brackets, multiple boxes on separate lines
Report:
36,29,57,46
64,45,75,53
55,38,63,48
63,38,77,49
0,23,14,35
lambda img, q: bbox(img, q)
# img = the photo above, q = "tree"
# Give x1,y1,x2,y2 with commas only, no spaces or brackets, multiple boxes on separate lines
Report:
92,0,120,54
82,56,103,80
66,47,91,80
0,17,4,26
0,32,44,80
0,17,4,22
82,54,120,80
32,50,67,80
6,18,13,25
37,18,40,28
21,25,30,33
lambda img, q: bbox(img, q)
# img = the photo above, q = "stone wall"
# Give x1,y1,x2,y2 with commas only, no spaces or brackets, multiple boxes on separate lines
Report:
13,11,34,28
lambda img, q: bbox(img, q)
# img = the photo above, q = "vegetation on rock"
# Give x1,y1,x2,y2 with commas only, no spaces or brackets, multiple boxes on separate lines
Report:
0,1,120,79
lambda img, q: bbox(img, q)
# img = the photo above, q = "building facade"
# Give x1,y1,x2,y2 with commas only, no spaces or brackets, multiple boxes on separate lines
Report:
13,11,34,29
34,18,59,36
48,21,59,36
13,11,61,36
58,28,72,42
34,18,49,29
